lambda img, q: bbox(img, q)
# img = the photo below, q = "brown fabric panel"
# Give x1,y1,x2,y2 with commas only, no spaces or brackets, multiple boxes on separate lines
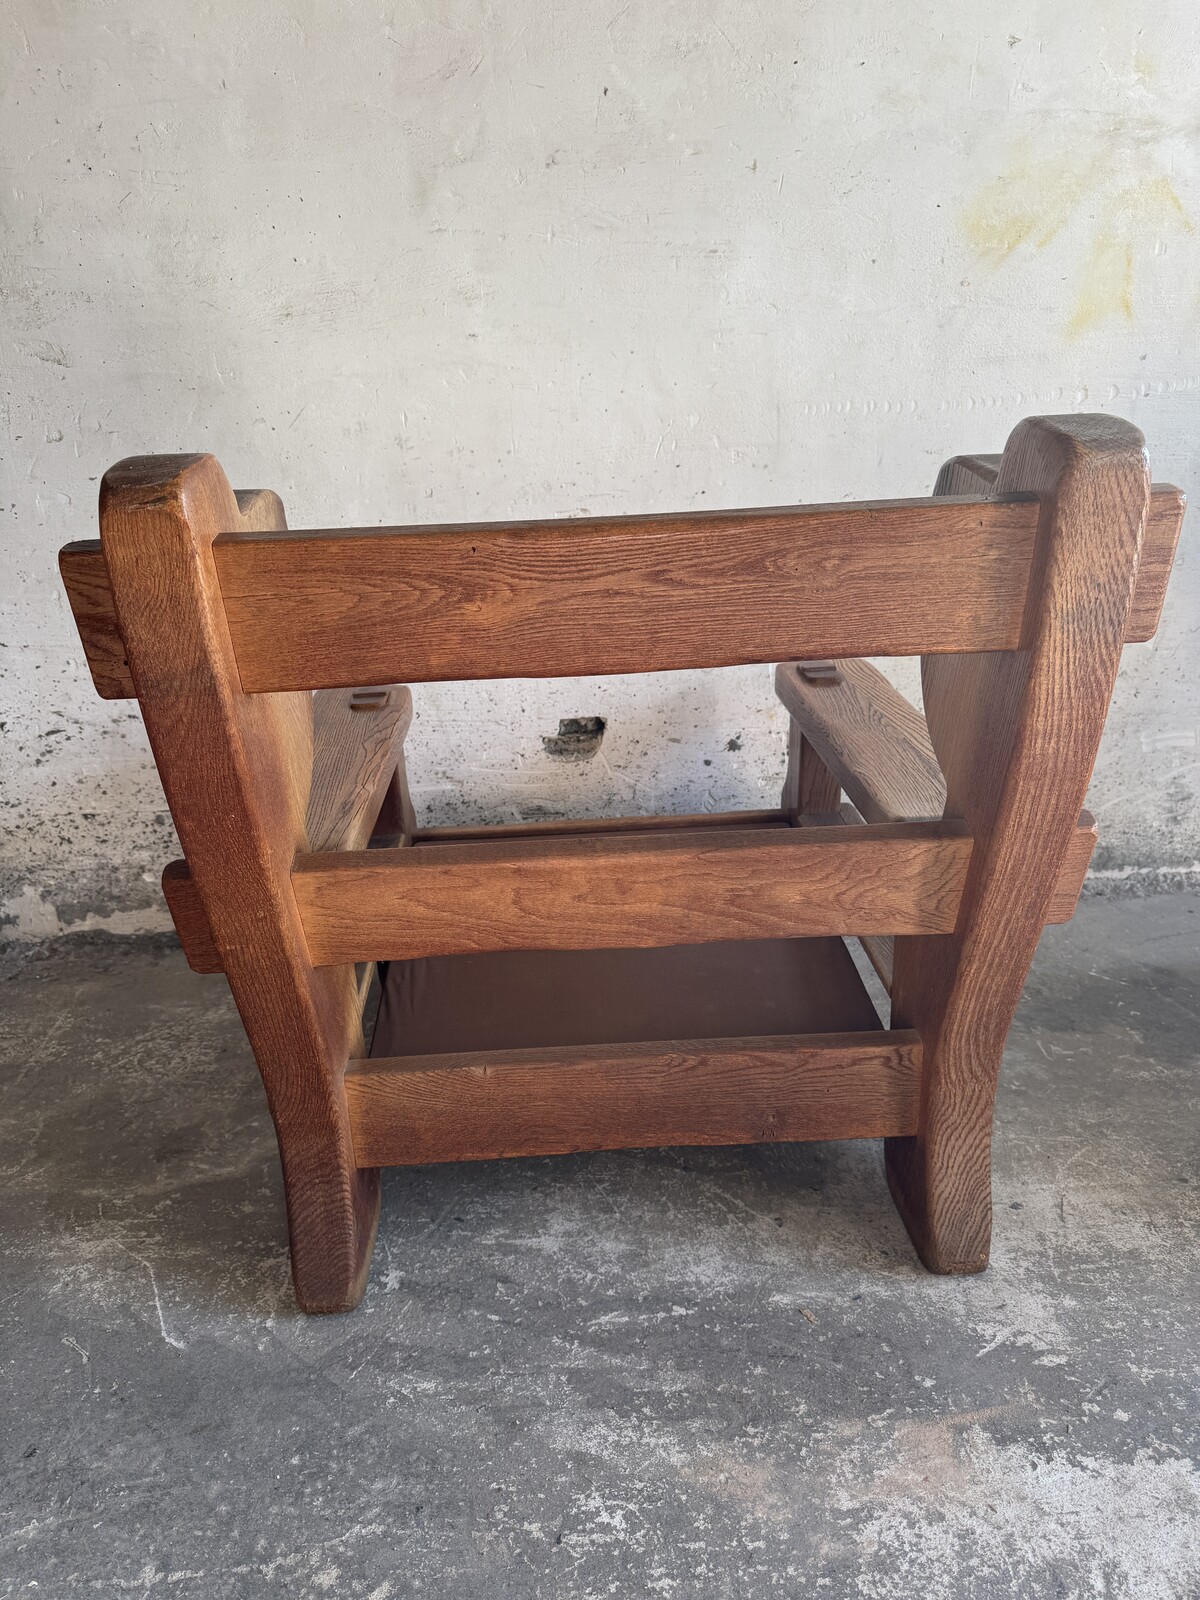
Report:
370,937,881,1059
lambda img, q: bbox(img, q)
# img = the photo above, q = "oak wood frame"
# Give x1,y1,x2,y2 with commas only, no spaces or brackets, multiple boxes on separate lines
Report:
59,416,1178,1310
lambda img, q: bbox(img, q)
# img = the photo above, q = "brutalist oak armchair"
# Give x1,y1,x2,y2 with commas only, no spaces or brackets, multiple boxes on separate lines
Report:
58,415,1183,1312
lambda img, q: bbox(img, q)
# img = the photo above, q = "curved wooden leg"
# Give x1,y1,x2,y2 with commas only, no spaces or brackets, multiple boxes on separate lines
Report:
279,1148,380,1313
99,456,383,1314
888,418,1151,1276
885,1120,992,1275
884,931,1006,1276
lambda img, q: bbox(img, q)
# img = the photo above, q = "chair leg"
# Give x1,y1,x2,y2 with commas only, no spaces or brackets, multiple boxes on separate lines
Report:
883,932,1000,1275
782,723,841,822
275,1131,381,1313
95,456,385,1314
884,1117,993,1275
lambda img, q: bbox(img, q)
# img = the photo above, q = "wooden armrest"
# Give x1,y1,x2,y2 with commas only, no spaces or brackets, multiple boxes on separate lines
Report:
307,684,414,853
774,658,945,823
164,683,414,973
58,542,135,701
934,454,1002,495
779,661,1098,993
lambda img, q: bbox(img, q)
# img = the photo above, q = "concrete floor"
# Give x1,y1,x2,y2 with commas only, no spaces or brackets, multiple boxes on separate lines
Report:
1,894,1198,1599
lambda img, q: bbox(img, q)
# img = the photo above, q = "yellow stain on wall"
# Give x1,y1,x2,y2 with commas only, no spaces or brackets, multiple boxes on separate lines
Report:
1068,234,1134,338
962,130,1194,338
1067,177,1192,339
1133,46,1158,87
1118,174,1193,231
960,154,1097,264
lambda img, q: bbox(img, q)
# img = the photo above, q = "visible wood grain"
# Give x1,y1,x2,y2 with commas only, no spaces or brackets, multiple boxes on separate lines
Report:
934,454,1002,494
1044,810,1097,923
776,657,945,822
306,686,413,853
234,488,288,532
57,542,135,700
212,496,1045,689
798,734,844,815
292,821,973,966
782,720,841,823
887,415,1151,1273
370,762,418,848
415,807,788,843
304,685,414,1022
859,935,896,992
161,859,221,973
58,419,1180,1307
58,488,284,701
345,1030,923,1166
1127,484,1186,642
779,660,1101,926
99,456,378,1313
854,807,1095,1000
158,801,817,989
59,483,1183,701
934,457,1182,645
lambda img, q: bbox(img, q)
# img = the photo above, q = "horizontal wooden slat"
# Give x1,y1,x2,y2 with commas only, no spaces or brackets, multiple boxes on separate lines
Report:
143,800,1099,975
291,820,973,966
58,485,1183,700
307,685,414,853
345,1029,923,1166
155,811,809,970
213,496,1044,689
775,658,945,822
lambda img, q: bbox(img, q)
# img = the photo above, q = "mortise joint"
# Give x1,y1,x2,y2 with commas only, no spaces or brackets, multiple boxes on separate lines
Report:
350,688,391,712
799,661,843,685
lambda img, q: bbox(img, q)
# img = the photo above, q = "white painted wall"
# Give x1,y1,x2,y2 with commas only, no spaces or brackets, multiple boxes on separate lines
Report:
3,0,1198,938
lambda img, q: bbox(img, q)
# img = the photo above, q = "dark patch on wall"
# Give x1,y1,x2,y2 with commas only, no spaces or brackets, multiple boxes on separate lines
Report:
542,717,606,761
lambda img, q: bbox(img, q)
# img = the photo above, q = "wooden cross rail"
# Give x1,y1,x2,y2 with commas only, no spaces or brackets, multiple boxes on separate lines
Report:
58,482,1184,701
289,819,972,966
344,1031,924,1167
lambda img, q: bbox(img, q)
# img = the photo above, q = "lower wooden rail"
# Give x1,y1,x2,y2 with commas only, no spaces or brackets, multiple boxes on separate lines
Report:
344,1029,922,1166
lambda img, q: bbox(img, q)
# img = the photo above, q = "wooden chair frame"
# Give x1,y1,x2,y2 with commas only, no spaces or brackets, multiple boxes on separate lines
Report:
58,416,1183,1311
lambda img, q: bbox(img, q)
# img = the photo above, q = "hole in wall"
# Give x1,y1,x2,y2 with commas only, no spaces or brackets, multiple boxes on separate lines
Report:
541,716,606,760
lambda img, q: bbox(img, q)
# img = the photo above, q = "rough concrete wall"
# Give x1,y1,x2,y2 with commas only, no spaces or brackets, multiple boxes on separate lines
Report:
2,1,1198,939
